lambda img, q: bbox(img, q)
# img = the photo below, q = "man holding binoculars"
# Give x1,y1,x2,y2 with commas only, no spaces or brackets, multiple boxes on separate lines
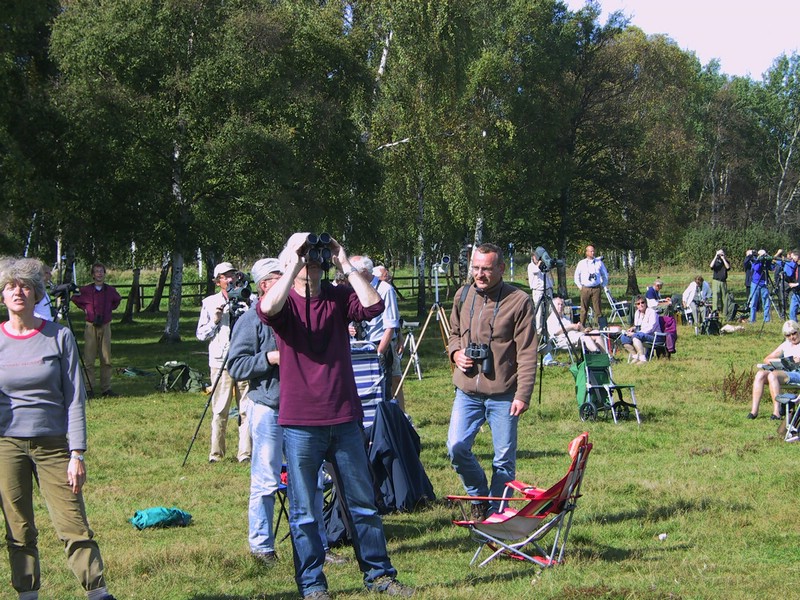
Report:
446,243,538,522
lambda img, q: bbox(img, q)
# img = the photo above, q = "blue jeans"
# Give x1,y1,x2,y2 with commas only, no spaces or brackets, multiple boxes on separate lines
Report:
446,389,518,508
248,403,283,554
749,283,771,322
790,293,800,322
283,422,396,597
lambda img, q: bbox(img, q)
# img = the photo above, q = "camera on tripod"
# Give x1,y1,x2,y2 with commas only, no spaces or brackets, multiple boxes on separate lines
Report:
303,233,333,270
533,246,564,272
756,255,773,267
226,272,252,321
51,282,78,300
464,342,493,374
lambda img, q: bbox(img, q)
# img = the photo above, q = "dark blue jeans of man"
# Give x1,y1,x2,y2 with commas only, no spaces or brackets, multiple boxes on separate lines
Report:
283,421,397,597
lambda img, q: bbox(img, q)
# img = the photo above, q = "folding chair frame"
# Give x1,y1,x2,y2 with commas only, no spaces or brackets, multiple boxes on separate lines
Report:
581,353,641,424
604,287,630,325
446,433,592,569
643,331,669,361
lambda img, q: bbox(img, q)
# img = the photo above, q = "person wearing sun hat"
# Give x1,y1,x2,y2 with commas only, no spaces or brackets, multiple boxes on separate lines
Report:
196,261,251,463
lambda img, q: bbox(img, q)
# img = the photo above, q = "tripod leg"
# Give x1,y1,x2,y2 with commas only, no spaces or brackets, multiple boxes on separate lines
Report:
182,345,229,466
396,304,439,397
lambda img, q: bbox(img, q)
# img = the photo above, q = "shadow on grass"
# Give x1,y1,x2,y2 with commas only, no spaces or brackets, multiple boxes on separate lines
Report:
583,497,751,525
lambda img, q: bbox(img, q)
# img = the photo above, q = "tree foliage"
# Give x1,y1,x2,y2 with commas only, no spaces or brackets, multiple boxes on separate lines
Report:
3,0,800,328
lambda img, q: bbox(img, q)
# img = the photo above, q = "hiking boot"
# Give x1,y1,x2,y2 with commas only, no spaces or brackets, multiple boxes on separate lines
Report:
470,501,490,522
101,389,119,397
304,591,332,600
252,550,278,566
367,576,414,597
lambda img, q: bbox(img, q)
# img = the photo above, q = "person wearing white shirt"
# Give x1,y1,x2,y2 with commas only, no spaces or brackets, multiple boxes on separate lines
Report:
545,295,605,353
527,252,553,333
682,276,711,327
573,245,608,327
618,295,661,363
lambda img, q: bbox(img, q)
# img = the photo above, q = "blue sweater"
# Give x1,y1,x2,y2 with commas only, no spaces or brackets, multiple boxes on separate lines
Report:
227,305,280,409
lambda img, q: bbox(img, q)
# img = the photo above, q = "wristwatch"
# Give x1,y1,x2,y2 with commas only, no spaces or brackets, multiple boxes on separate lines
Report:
71,453,84,462
345,267,358,277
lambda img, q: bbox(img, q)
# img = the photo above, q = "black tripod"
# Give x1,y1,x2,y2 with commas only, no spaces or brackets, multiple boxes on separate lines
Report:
182,342,233,467
53,280,94,397
183,291,249,466
533,288,581,407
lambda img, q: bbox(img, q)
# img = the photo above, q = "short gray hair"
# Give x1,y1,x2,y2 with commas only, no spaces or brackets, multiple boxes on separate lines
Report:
783,320,800,336
351,255,374,274
0,257,46,303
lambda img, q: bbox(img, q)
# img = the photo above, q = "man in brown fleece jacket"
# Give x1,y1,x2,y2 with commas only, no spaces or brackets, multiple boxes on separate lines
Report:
446,243,538,521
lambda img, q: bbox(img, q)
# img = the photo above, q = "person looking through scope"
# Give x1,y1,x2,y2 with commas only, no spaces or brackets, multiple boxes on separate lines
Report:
196,262,251,463
257,232,414,599
748,250,772,323
527,248,553,334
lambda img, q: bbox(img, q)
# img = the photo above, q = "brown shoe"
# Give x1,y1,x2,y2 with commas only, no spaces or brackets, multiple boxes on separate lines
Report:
251,550,278,566
367,576,414,597
470,501,490,522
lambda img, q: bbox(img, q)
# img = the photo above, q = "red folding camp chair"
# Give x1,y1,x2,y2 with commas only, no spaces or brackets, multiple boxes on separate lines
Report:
446,432,592,568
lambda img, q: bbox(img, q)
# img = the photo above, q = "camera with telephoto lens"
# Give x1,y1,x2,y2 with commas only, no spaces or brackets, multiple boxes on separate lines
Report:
464,342,493,375
226,272,252,321
304,233,333,270
756,255,773,267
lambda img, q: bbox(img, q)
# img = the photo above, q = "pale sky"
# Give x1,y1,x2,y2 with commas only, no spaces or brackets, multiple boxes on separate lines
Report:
564,0,800,79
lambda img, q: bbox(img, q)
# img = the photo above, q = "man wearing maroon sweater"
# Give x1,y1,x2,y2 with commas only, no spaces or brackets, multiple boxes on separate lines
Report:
72,263,121,397
258,233,413,600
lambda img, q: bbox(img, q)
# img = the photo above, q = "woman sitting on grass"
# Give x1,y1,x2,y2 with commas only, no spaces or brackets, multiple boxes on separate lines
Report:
749,320,800,420
619,294,661,363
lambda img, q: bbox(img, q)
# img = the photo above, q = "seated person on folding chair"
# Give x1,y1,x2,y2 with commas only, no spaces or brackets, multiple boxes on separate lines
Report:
748,320,800,420
228,259,343,569
645,279,672,313
618,295,661,363
546,295,606,354
682,275,711,327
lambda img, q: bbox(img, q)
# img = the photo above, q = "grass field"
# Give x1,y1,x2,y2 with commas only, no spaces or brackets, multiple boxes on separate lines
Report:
1,270,797,600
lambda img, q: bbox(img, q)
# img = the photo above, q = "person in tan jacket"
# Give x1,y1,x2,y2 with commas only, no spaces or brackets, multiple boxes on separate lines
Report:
446,243,538,521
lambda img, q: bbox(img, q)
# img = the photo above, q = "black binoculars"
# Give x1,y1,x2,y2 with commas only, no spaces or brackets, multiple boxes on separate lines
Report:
464,342,493,374
304,233,332,268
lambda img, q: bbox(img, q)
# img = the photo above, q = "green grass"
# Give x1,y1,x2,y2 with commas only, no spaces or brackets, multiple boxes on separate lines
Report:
2,270,796,600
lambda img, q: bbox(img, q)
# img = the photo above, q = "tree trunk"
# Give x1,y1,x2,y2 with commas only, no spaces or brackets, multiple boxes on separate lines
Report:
556,186,571,299
120,268,140,324
625,249,640,297
160,250,183,343
416,178,426,318
143,256,170,312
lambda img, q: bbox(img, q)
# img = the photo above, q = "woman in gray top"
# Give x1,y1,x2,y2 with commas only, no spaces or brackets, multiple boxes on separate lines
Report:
0,257,115,600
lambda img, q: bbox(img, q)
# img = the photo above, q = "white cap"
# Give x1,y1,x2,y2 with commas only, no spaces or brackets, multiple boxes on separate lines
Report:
213,262,236,278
